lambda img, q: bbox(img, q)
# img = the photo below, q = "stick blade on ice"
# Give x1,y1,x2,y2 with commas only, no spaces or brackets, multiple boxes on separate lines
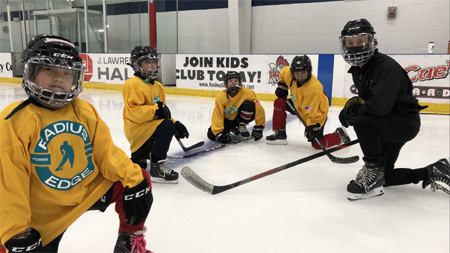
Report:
181,166,214,194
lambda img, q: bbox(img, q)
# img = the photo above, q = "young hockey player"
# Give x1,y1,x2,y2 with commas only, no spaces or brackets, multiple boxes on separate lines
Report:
122,46,189,184
0,35,153,253
338,18,450,200
207,71,265,143
266,55,350,148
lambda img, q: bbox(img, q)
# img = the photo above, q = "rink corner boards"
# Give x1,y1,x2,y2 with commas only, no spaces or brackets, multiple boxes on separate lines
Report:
1,77,448,115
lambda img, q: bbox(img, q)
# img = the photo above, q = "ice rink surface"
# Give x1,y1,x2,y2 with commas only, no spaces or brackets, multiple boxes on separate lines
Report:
1,82,449,253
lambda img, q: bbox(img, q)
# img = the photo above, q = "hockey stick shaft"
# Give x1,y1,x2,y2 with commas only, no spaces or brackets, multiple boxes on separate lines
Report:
181,139,359,195
170,137,254,159
286,100,359,164
175,137,205,152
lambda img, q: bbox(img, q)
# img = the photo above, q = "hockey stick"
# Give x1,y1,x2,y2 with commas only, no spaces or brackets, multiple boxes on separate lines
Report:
181,139,359,194
286,100,359,164
169,137,254,159
175,137,205,152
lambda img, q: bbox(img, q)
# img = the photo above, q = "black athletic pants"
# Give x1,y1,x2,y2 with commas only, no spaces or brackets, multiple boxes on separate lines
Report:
352,112,428,186
131,119,175,167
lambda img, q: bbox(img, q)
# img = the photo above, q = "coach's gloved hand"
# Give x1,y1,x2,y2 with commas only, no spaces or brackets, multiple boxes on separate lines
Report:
344,96,365,116
275,82,289,99
251,126,264,141
339,109,351,128
305,123,322,142
155,101,171,120
123,179,153,226
215,132,232,144
286,98,296,115
5,228,42,252
174,121,189,139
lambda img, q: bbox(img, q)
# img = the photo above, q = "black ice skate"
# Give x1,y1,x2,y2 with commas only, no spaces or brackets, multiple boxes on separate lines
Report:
335,126,351,144
265,129,287,145
238,122,250,138
114,228,153,253
347,159,385,201
422,158,450,195
150,159,178,184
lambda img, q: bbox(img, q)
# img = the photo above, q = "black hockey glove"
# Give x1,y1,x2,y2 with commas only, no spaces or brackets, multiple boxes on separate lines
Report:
174,121,189,139
344,96,365,116
339,109,351,128
5,228,42,252
305,123,322,142
215,132,232,144
286,98,296,115
122,179,153,226
275,82,289,99
251,126,264,141
155,101,171,120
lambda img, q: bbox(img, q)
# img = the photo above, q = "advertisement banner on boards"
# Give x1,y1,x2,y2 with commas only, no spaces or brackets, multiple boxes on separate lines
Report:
80,53,132,84
336,54,449,104
0,53,13,78
175,54,319,94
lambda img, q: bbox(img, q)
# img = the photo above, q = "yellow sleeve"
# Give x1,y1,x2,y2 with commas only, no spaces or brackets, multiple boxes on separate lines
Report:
296,77,329,127
84,103,144,188
0,103,33,244
246,89,265,128
279,66,293,86
211,91,227,135
122,78,159,124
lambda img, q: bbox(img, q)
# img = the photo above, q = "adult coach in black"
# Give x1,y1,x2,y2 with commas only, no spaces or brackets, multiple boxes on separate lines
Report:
338,18,450,200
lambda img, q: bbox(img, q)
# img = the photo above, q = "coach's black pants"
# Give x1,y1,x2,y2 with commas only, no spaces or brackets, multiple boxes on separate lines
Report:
352,112,428,186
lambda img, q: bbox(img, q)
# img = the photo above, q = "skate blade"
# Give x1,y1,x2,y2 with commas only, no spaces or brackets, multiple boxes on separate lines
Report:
347,187,384,201
265,139,287,145
151,177,179,184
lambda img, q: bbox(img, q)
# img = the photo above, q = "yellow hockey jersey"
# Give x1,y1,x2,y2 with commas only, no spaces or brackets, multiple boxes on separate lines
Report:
0,99,144,247
122,77,176,153
279,66,329,126
211,88,265,135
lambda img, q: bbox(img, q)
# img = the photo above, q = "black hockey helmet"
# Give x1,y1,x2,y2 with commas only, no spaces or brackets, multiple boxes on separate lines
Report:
22,34,84,108
223,71,242,96
290,55,312,86
340,18,376,66
130,46,159,80
341,18,375,37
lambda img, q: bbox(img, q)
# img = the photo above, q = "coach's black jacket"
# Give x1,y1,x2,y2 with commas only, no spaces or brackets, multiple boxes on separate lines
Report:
348,49,425,117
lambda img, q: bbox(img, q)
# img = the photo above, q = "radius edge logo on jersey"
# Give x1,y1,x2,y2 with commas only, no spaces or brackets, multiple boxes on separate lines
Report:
31,121,94,191
224,105,238,116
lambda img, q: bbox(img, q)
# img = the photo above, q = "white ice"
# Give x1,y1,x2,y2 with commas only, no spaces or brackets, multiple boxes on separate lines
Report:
0,82,449,253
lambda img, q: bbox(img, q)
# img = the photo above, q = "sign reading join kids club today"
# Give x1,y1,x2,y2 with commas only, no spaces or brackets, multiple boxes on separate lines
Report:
175,54,319,94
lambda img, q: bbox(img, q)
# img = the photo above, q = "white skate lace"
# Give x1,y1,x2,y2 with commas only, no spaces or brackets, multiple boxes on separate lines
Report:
429,159,450,195
355,166,378,192
159,163,174,177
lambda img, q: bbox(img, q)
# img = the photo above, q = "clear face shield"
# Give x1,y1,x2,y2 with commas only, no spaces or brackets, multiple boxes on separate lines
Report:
133,55,160,81
23,57,85,108
340,33,376,66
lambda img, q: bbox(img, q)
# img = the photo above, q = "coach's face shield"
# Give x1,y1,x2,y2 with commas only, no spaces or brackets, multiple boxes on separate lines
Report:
340,33,376,66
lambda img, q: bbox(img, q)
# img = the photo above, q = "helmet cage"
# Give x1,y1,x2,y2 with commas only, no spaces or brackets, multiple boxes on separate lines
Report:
340,33,376,66
290,55,312,85
132,55,159,80
23,57,84,108
130,46,160,80
224,72,242,96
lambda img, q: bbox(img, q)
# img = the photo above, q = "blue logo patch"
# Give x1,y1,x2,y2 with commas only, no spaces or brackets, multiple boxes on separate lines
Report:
31,121,94,190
